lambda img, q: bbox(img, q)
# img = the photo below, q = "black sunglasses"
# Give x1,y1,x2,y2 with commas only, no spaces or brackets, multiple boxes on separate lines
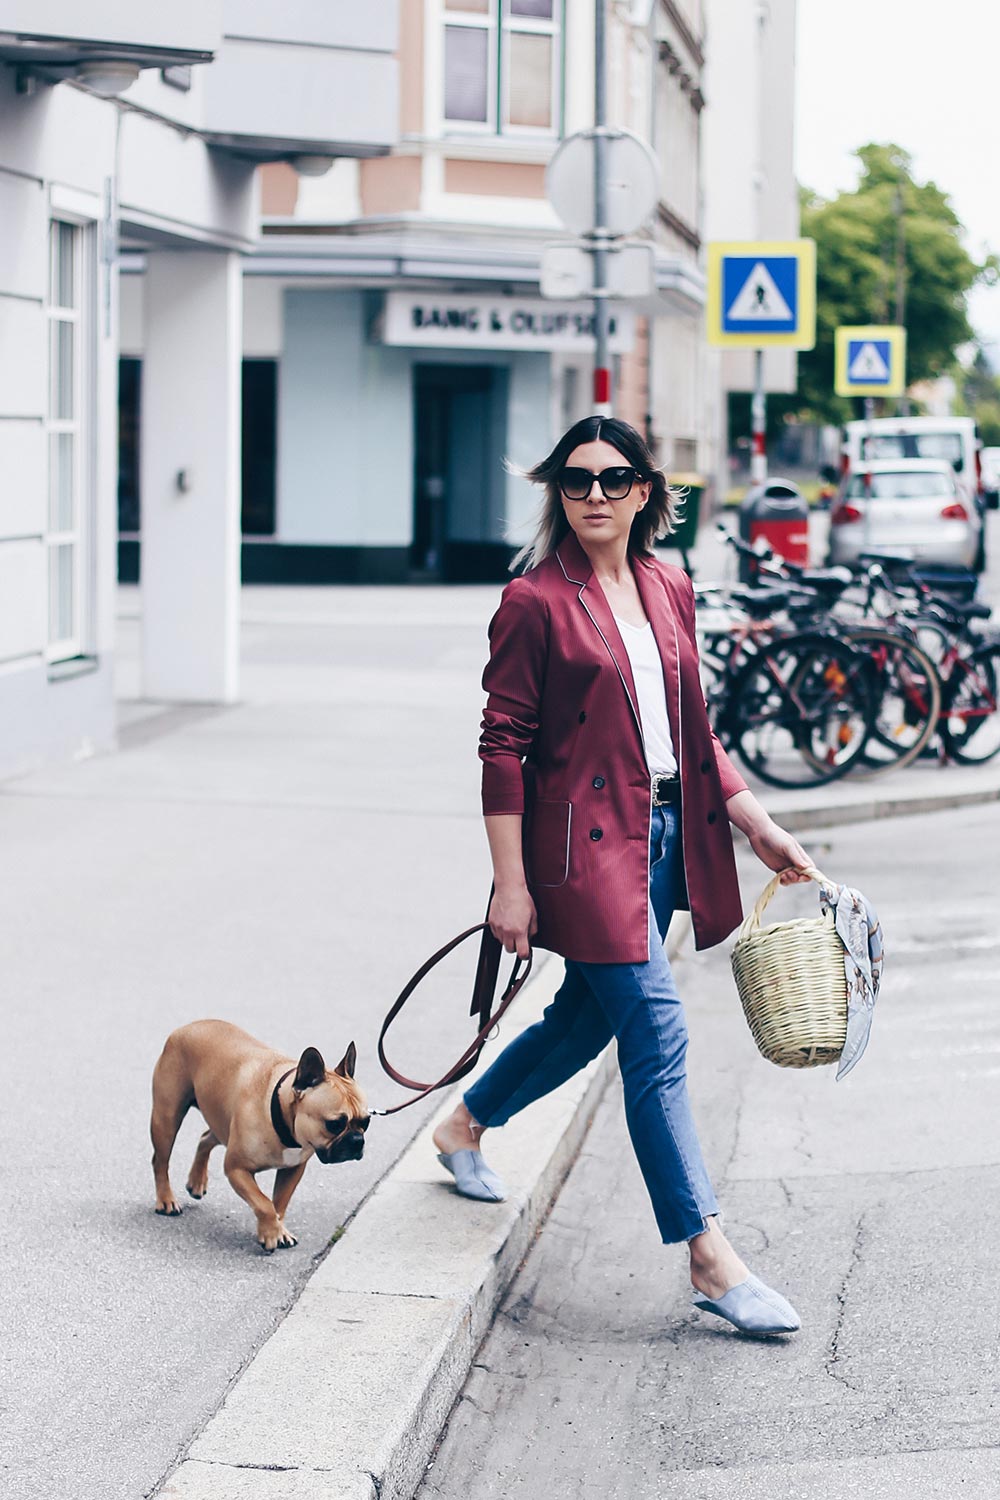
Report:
558,465,643,501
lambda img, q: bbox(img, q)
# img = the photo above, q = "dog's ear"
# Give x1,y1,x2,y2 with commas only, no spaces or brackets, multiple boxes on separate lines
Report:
293,1046,326,1092
334,1041,357,1080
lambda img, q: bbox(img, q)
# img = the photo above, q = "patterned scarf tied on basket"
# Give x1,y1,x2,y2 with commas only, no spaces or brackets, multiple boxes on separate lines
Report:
818,880,884,1081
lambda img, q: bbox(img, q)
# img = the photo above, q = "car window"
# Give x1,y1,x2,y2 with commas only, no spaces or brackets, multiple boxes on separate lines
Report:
846,471,955,499
860,433,964,468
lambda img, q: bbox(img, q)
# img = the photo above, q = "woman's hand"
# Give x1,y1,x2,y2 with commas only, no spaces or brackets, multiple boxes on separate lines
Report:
488,883,537,959
746,819,813,885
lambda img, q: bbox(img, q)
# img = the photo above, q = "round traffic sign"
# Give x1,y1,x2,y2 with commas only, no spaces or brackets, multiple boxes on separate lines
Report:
546,128,659,237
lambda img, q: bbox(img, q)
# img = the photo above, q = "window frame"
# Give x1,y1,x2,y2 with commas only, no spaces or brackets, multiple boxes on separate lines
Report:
441,0,563,140
45,219,92,664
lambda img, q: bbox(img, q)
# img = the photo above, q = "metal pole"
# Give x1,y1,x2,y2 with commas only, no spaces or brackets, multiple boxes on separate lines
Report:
750,348,766,483
894,178,909,416
592,0,612,415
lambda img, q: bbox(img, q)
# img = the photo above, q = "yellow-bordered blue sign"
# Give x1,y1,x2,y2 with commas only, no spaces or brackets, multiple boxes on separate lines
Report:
706,240,816,349
834,325,907,397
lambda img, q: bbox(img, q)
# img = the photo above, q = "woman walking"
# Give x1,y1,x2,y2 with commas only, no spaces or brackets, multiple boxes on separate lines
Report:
433,416,810,1335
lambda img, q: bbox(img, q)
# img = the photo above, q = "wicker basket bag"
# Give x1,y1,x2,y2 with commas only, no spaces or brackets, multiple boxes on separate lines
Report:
731,868,848,1068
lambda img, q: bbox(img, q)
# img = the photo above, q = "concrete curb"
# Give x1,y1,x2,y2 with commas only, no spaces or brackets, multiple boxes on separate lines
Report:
151,774,1000,1500
765,781,1000,835
155,922,697,1500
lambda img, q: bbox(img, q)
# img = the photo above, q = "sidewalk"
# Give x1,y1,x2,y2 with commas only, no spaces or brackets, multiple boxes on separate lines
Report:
3,580,998,1500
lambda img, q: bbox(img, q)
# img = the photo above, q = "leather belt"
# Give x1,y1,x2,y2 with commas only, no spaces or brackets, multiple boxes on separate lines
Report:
651,773,681,806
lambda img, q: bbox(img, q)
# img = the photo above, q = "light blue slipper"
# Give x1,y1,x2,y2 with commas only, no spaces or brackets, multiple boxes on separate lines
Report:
692,1273,801,1335
437,1149,507,1203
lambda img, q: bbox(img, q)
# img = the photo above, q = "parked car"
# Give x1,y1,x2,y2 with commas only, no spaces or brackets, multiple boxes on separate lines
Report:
827,459,984,571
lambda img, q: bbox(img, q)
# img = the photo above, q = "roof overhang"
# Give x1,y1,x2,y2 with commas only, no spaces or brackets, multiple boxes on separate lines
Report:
246,223,707,312
201,133,391,165
0,34,214,70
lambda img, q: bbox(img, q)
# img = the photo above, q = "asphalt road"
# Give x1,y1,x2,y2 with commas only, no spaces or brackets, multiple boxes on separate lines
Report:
0,586,503,1500
416,802,1000,1499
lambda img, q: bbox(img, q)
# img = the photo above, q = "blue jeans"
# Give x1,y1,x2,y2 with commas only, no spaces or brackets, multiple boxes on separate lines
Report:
464,805,719,1244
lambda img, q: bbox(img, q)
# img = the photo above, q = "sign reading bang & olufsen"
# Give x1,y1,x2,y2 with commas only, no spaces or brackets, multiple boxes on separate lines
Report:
381,292,635,353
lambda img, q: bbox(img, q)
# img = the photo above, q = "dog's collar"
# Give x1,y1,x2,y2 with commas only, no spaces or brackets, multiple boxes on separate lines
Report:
270,1068,299,1150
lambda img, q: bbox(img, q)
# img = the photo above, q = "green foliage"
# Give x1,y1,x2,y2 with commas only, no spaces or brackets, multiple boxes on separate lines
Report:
956,346,1000,446
797,144,997,423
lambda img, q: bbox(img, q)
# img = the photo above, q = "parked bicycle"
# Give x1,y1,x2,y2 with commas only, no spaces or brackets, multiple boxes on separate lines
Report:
695,579,875,789
703,529,1000,778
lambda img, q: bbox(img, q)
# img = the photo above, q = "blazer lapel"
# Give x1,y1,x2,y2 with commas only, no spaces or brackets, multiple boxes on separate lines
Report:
634,554,682,765
556,532,643,746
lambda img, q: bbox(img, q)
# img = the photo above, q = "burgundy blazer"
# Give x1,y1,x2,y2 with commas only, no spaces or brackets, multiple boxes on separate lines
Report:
479,531,748,963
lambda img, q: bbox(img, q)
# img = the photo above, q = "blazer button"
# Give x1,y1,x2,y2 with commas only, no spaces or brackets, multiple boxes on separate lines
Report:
592,775,606,789
589,827,603,841
707,810,717,825
579,711,587,723
700,759,711,774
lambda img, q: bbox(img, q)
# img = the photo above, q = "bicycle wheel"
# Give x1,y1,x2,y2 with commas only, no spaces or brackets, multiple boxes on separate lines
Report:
723,634,874,788
841,627,942,775
940,643,1000,764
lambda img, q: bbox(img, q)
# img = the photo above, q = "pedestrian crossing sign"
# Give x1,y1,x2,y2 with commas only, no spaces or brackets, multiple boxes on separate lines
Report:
835,325,907,397
706,240,816,349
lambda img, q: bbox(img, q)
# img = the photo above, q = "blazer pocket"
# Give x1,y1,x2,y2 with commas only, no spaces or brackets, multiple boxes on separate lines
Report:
527,799,572,888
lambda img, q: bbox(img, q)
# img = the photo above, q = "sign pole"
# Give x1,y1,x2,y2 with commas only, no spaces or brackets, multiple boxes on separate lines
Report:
751,348,767,483
592,0,611,415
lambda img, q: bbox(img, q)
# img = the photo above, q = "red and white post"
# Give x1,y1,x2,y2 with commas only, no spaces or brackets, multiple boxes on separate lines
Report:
591,0,612,417
750,347,767,484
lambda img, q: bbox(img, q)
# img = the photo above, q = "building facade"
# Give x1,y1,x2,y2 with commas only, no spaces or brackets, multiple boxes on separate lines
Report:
118,0,712,584
0,4,399,776
701,0,800,492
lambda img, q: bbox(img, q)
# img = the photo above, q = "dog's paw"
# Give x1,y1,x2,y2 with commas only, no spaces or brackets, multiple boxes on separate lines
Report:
155,1198,182,1217
258,1222,298,1253
185,1182,206,1200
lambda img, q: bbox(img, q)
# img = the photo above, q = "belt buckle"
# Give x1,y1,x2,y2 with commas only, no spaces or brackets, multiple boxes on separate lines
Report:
652,773,672,806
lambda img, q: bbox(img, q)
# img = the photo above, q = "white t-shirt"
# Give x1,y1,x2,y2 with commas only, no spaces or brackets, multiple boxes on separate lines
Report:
613,614,678,776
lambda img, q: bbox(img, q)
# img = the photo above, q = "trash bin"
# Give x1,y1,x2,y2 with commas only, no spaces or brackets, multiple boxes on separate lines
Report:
738,478,810,582
658,472,703,572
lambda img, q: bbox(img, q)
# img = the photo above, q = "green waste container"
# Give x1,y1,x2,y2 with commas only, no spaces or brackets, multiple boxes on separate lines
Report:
657,472,703,571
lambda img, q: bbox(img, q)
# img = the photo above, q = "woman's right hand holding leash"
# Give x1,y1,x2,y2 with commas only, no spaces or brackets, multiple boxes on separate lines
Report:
488,884,537,960
484,813,537,958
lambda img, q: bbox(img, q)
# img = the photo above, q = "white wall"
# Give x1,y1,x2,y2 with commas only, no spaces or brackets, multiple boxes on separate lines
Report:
118,109,257,249
0,1,222,53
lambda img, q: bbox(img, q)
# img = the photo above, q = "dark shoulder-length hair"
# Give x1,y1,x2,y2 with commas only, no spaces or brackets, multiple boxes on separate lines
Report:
510,415,681,573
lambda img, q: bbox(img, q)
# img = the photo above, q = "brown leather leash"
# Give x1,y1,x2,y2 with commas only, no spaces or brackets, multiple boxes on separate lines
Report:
370,921,533,1116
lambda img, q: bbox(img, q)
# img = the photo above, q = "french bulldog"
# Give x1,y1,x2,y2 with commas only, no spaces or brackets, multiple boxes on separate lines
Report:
150,1019,368,1252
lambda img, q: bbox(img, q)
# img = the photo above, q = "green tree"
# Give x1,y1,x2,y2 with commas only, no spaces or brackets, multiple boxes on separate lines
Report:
957,346,1000,446
798,144,996,423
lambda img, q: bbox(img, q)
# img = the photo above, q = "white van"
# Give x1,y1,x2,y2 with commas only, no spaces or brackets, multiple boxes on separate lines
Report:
842,416,982,505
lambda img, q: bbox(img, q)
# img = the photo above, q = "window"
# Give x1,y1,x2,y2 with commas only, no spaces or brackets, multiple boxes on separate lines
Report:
46,220,92,662
861,432,964,469
846,470,956,501
443,0,562,135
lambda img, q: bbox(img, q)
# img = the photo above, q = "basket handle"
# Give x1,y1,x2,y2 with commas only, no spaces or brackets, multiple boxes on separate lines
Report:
737,866,833,942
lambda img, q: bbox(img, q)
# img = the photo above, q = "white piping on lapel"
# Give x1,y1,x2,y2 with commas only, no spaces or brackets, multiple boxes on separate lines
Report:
557,545,644,745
